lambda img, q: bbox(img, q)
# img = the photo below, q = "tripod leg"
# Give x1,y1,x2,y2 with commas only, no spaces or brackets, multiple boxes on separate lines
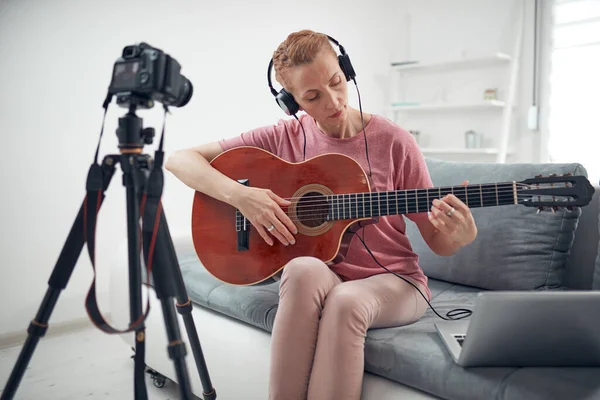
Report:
1,273,73,400
174,296,216,400
120,152,152,400
125,181,149,400
1,163,115,400
142,224,194,399
143,206,216,400
164,209,217,400
160,294,195,399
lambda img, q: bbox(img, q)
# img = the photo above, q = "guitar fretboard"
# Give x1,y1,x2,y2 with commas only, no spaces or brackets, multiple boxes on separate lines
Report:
326,183,517,221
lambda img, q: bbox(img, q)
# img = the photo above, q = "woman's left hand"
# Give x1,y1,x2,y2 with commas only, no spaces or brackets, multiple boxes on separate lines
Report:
428,180,478,247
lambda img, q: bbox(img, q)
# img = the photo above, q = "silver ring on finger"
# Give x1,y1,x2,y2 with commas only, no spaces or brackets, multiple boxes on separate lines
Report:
446,207,455,217
267,225,275,231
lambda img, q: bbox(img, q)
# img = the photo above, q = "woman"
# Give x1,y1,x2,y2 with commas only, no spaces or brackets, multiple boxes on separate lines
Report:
165,29,477,400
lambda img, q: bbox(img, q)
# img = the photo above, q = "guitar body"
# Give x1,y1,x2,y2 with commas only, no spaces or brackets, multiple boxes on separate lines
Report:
191,147,373,286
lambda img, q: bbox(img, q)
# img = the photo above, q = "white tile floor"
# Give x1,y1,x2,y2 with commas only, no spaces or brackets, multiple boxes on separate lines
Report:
0,326,196,399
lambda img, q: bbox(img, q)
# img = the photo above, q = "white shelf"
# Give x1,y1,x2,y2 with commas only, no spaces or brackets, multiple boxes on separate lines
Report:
419,148,513,155
391,53,511,72
389,100,505,111
420,147,514,155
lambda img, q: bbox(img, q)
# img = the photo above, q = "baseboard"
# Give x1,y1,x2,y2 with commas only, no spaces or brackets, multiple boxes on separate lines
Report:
0,314,110,350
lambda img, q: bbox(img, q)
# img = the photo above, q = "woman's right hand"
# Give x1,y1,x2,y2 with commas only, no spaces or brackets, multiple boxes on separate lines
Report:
231,186,298,246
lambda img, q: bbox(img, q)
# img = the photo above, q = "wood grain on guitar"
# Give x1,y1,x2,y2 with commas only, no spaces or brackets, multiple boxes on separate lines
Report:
191,147,595,286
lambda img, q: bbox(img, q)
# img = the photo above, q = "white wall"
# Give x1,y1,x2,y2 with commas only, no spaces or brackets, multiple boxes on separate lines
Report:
0,0,538,338
0,0,406,338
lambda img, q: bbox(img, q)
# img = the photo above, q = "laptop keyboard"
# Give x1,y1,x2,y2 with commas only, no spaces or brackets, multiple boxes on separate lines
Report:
453,334,466,347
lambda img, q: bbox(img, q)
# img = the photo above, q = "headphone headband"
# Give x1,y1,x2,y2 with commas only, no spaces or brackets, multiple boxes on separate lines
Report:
267,34,356,116
267,58,278,97
325,34,346,56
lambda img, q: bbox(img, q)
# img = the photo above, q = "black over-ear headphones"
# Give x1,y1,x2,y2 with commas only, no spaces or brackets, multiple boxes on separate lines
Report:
267,34,356,116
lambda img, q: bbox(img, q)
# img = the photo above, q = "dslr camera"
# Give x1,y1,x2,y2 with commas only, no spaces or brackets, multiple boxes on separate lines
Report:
108,42,193,108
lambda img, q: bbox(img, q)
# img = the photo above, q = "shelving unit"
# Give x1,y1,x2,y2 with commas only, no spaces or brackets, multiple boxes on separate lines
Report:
388,100,506,112
420,148,503,155
386,4,525,163
391,52,512,72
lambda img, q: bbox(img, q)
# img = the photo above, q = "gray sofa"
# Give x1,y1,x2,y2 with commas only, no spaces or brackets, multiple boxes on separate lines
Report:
169,158,600,399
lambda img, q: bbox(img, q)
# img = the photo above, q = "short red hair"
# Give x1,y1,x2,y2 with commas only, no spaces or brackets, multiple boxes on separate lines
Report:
272,30,337,90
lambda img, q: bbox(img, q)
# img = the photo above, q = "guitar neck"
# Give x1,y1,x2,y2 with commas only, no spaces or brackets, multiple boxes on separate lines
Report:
327,182,517,221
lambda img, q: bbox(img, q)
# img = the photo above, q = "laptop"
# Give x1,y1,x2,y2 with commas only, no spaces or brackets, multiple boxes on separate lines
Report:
434,290,600,367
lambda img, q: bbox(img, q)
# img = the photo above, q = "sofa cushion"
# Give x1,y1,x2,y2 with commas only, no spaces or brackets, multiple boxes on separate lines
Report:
404,159,587,291
595,198,600,290
168,236,600,400
562,185,599,289
176,244,280,332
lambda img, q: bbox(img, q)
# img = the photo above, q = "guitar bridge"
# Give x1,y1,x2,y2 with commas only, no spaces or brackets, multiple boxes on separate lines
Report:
236,210,249,251
237,179,249,251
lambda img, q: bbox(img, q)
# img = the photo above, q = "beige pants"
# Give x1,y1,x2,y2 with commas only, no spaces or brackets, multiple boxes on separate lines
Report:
268,256,429,400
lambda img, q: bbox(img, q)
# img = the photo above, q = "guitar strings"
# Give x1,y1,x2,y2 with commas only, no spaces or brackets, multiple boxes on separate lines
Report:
236,192,563,220
236,190,563,221
288,192,525,216
272,182,540,200
275,182,562,203
275,186,532,207
263,187,560,213
234,191,560,228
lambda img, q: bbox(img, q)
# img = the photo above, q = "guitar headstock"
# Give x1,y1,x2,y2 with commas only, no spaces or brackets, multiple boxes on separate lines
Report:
518,174,595,211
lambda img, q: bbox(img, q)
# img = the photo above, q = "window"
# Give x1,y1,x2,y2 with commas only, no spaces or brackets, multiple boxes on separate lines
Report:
546,0,600,184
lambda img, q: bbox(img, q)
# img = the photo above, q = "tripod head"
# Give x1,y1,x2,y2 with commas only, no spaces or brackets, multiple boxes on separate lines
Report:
116,101,155,153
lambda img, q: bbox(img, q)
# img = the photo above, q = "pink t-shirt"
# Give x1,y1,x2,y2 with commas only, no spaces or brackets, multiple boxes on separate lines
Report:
219,113,433,300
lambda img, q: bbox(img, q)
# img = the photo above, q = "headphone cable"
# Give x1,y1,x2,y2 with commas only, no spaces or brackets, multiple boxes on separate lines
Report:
353,78,373,178
278,37,465,320
293,114,307,162
351,79,470,320
352,224,472,321
291,65,468,320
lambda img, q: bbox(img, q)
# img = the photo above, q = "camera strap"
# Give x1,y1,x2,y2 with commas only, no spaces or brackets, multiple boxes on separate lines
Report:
82,156,152,400
81,97,171,399
83,95,152,335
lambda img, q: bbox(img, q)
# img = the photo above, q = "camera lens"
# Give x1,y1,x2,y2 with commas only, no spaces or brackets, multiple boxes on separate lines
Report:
173,76,193,107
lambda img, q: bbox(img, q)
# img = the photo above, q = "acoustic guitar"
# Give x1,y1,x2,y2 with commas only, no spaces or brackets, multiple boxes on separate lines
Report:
191,146,594,286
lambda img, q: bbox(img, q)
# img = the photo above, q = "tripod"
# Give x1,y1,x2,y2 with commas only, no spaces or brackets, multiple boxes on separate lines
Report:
1,103,217,400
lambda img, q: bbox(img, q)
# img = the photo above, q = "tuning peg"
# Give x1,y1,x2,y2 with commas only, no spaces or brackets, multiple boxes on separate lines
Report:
549,173,557,177
552,206,559,213
537,206,544,214
535,174,543,178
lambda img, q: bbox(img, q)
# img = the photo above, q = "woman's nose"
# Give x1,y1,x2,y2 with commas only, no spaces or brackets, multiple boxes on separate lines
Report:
325,89,340,110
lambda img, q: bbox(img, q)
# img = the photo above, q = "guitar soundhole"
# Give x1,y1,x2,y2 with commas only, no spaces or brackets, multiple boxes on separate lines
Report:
297,192,329,228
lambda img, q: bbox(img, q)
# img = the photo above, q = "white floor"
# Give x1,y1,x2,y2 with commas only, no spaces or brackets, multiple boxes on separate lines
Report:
1,322,439,400
0,326,196,400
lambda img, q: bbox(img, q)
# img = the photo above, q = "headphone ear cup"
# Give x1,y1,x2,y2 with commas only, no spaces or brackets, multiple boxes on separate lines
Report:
338,54,356,82
275,88,300,116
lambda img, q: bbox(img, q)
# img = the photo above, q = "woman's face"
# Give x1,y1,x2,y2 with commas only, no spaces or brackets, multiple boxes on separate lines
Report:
286,50,349,126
